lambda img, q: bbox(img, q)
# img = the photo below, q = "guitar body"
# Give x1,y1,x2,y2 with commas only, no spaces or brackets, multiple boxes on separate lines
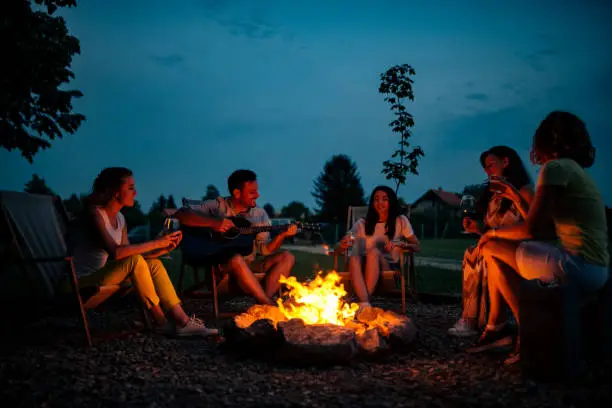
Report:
180,216,321,262
181,216,262,261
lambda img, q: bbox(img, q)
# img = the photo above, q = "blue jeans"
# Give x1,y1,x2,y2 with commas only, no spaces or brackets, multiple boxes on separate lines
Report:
515,241,609,293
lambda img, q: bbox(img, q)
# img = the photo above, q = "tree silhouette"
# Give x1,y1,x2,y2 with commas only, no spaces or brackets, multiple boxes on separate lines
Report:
312,154,366,227
462,183,488,199
379,64,424,194
263,203,275,218
24,174,56,195
203,184,220,201
166,195,177,209
280,201,310,220
149,195,167,214
63,193,84,215
122,200,147,231
1,0,85,162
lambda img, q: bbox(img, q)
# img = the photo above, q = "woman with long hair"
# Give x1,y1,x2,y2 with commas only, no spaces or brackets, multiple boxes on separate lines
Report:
469,111,609,364
338,186,420,307
448,145,534,337
71,167,217,337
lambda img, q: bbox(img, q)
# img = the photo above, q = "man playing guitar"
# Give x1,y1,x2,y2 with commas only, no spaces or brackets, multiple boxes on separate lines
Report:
175,169,297,305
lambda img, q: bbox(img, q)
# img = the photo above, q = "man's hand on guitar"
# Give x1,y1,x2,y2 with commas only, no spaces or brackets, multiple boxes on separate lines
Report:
283,224,298,237
214,218,236,233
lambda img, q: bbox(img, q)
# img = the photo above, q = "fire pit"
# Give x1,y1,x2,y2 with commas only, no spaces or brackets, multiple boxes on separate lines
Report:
222,271,417,364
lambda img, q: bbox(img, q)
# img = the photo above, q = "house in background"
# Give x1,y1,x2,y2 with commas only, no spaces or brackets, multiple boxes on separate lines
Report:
411,187,461,218
162,208,178,217
410,187,462,238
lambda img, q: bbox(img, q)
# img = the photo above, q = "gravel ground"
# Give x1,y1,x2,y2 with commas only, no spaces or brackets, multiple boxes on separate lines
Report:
1,297,610,408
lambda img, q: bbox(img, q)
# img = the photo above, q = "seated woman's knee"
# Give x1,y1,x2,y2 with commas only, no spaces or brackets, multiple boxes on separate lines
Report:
480,241,499,259
146,258,166,274
123,254,146,267
279,251,295,267
228,254,246,268
146,257,163,267
366,249,381,260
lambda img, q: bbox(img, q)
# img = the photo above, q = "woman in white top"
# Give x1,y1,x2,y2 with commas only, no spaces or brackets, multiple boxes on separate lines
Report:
338,186,420,306
72,167,217,337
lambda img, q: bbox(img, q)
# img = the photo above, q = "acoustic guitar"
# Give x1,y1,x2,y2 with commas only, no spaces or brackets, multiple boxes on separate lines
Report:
180,216,322,260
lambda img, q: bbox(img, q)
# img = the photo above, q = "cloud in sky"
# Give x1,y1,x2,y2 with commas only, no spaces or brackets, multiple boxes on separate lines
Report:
1,0,611,211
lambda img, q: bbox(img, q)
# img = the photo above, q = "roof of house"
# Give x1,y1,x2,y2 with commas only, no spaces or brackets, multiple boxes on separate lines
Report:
412,187,461,208
162,208,178,217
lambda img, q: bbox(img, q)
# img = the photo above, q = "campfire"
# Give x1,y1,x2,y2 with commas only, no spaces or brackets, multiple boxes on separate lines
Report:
276,271,359,326
224,271,418,363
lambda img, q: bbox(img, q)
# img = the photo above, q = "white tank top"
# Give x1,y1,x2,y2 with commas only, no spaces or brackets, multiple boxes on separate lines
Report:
73,208,126,277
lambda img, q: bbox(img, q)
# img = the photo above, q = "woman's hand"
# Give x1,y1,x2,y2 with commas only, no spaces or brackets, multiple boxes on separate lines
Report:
462,217,481,234
155,230,182,250
339,235,353,250
490,178,520,202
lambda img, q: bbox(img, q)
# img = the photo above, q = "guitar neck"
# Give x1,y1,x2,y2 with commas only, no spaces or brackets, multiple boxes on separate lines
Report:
237,225,285,235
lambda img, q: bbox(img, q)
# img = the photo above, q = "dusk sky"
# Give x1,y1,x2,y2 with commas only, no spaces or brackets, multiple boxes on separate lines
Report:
1,0,611,212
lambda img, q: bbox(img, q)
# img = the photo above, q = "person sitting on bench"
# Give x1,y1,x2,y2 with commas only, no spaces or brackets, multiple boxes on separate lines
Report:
468,111,610,364
70,167,218,337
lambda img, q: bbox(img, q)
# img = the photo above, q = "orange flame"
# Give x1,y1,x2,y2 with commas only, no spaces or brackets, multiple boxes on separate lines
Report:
277,271,359,325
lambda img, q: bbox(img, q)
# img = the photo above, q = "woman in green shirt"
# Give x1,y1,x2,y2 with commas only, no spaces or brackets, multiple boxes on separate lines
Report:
467,111,610,364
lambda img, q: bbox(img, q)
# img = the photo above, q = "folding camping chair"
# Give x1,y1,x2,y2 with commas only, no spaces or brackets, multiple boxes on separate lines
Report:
0,191,150,346
177,198,278,319
328,205,418,314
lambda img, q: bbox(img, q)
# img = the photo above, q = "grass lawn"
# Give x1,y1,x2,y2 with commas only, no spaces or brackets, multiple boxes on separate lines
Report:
162,245,463,296
414,238,477,260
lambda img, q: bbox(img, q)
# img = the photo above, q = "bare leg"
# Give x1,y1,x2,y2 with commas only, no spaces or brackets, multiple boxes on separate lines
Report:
149,305,168,326
348,255,369,303
481,240,522,326
261,251,295,297
227,254,274,305
364,249,383,296
167,305,189,326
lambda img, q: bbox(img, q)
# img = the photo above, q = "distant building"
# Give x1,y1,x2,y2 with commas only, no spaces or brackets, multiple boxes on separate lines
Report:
162,208,178,217
411,187,461,219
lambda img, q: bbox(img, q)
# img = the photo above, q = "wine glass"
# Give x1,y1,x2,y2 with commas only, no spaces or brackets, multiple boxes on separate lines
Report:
460,195,477,234
158,218,179,260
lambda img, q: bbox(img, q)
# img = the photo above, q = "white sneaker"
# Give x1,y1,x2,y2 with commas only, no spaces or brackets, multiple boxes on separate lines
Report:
175,315,219,337
448,318,478,337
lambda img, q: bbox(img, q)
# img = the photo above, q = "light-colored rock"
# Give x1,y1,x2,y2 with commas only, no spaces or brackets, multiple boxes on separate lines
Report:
278,320,358,363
